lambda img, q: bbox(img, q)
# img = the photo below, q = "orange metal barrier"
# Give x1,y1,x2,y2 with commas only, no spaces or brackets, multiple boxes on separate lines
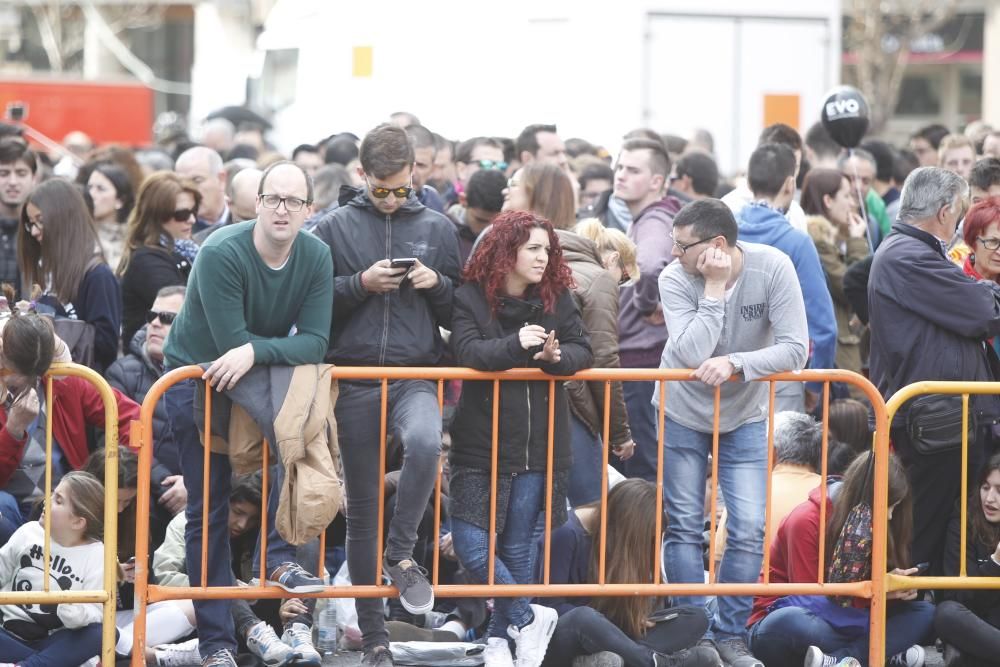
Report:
130,366,890,666
0,363,120,665
874,381,1000,664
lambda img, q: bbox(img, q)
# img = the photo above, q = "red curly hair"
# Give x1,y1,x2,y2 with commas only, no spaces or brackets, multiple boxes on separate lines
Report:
463,210,575,313
963,196,1000,250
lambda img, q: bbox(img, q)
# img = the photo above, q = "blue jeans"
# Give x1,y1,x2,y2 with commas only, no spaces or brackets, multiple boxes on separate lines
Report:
748,601,936,667
0,622,102,667
0,489,24,545
663,418,767,639
567,413,604,507
451,472,544,638
164,378,295,658
621,380,659,482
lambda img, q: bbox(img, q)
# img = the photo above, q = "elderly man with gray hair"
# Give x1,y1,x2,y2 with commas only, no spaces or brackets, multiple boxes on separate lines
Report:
869,166,1000,574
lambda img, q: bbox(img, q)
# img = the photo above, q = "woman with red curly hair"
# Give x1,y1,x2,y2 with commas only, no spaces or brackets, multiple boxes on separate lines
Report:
448,210,593,667
962,197,1000,357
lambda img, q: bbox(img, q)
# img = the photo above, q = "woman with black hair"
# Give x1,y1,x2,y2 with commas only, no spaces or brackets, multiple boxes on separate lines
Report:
935,452,1000,664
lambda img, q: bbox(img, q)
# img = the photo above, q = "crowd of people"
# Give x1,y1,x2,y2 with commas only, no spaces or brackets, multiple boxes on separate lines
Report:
0,109,999,667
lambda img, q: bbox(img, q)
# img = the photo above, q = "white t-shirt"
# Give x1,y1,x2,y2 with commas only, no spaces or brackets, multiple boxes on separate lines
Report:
0,521,104,636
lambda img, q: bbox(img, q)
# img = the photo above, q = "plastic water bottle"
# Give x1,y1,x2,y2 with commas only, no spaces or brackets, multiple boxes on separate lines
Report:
316,597,340,656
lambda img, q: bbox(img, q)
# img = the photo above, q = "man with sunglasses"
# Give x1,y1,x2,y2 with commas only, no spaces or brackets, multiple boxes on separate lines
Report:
312,123,461,667
163,160,333,667
447,136,507,231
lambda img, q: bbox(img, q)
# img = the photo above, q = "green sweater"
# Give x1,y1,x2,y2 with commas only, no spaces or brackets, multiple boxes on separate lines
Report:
164,221,333,368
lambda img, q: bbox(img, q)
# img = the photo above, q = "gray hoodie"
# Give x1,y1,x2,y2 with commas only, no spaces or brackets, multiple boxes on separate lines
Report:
657,241,809,433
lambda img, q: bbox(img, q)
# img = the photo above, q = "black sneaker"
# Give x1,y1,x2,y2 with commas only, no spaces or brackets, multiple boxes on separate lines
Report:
384,558,434,615
266,562,324,594
362,645,395,666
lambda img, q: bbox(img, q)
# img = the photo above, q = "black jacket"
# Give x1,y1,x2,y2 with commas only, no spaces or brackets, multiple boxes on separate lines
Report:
941,505,1000,621
119,245,191,346
869,223,1000,423
105,329,175,471
312,187,461,366
448,283,593,474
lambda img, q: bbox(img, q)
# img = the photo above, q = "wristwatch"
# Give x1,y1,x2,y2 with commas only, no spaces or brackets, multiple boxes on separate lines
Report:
728,354,744,377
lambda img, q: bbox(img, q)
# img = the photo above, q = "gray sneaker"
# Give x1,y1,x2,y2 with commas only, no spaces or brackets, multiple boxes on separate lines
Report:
573,652,624,667
201,649,238,667
655,646,724,667
361,645,395,666
716,637,762,667
384,558,434,615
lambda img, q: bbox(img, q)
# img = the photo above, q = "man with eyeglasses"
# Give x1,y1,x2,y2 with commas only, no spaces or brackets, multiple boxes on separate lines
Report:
163,160,333,667
312,123,461,667
658,199,808,667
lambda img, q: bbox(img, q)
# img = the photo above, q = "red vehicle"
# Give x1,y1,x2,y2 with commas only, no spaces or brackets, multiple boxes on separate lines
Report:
1,78,153,146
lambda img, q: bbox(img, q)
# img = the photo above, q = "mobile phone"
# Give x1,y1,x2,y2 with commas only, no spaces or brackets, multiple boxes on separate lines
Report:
648,609,680,624
389,258,417,269
389,257,417,279
913,561,930,575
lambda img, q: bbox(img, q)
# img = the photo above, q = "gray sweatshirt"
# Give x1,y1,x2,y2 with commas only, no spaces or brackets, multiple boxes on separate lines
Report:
657,241,809,433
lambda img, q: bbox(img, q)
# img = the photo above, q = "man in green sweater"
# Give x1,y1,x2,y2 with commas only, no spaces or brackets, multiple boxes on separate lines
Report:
163,160,334,667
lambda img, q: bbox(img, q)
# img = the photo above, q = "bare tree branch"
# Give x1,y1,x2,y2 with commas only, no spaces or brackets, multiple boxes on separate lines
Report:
845,0,960,134
27,1,166,74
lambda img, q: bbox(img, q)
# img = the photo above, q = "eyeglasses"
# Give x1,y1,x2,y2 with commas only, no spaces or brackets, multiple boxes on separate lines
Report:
472,159,508,171
170,207,198,222
979,237,1000,251
673,237,712,254
23,217,42,234
260,194,310,211
365,177,412,200
145,310,177,325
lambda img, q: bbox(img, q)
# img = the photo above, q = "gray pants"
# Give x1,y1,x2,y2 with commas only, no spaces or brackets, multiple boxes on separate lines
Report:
335,379,442,650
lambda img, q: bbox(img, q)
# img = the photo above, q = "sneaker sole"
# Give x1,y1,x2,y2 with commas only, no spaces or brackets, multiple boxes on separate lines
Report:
397,594,434,616
804,646,824,667
289,655,321,667
265,579,326,594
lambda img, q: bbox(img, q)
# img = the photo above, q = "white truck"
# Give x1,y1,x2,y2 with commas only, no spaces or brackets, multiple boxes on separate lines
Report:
191,0,841,173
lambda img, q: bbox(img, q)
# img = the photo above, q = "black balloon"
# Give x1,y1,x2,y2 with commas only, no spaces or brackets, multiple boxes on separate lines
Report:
821,86,870,149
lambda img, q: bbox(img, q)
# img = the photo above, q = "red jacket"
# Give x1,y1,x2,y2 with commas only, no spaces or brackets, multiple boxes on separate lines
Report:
0,376,139,487
748,486,830,626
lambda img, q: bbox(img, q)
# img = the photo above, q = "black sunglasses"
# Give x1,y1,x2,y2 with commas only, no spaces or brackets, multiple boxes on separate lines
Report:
170,208,198,223
145,310,177,325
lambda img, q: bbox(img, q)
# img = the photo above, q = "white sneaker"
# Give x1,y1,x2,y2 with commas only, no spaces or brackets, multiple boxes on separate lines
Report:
485,636,515,667
154,638,201,666
246,620,297,666
281,622,322,667
887,645,925,667
507,604,558,667
805,645,862,667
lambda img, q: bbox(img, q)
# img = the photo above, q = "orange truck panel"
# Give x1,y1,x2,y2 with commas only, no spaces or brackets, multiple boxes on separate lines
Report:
1,79,153,145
